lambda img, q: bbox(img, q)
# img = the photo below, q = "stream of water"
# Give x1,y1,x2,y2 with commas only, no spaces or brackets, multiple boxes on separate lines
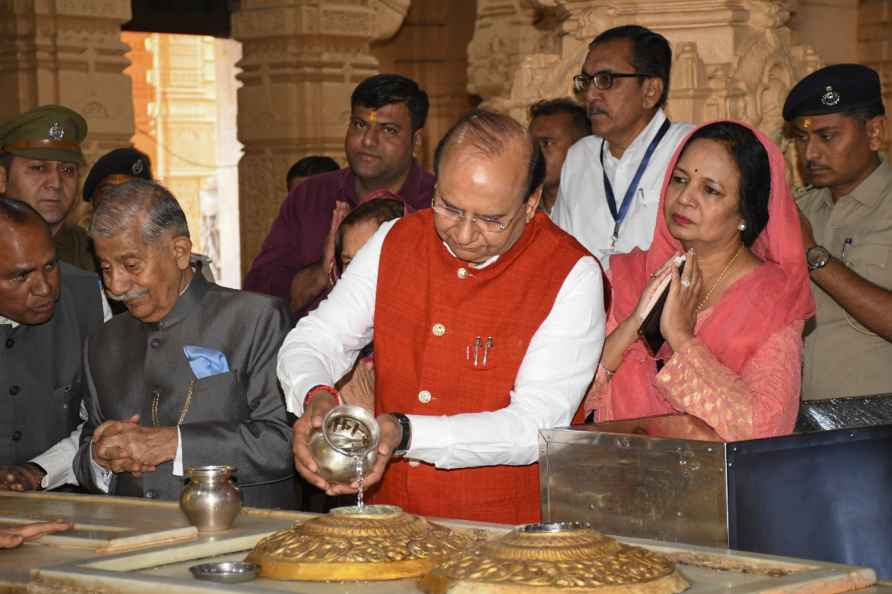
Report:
354,456,365,510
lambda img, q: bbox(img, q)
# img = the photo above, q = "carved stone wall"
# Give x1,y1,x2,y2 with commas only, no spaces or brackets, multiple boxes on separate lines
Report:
232,0,409,275
468,1,822,147
467,0,555,115
859,0,892,159
0,0,134,223
791,0,860,65
372,0,479,169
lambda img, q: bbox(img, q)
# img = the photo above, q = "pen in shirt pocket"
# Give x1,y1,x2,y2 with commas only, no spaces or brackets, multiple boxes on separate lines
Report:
841,237,853,260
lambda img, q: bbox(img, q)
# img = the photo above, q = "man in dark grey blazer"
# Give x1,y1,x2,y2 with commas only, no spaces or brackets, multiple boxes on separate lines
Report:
0,197,103,491
73,180,297,508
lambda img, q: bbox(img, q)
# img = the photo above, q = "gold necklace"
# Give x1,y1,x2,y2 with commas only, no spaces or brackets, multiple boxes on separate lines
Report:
151,379,196,427
696,245,743,314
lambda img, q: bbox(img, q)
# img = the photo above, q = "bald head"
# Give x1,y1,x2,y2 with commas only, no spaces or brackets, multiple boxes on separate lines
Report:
430,110,546,265
0,197,60,325
434,110,545,203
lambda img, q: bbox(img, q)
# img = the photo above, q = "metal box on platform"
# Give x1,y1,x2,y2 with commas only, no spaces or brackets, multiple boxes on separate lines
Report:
538,414,892,579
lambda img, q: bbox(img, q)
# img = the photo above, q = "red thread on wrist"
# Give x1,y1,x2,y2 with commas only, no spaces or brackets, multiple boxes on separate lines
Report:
304,385,341,410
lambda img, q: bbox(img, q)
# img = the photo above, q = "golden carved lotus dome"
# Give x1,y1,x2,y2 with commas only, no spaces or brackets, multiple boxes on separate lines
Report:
421,522,690,594
246,504,483,582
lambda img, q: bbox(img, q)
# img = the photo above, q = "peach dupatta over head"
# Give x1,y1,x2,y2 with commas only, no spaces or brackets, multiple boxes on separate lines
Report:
602,121,815,422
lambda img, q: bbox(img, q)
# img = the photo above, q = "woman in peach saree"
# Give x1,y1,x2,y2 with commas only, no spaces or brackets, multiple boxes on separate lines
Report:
585,121,815,441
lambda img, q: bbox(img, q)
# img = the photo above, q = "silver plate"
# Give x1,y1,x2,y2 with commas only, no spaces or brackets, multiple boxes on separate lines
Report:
189,561,259,583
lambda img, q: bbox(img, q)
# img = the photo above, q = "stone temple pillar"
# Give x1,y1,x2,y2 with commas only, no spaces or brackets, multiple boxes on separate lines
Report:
372,0,478,170
790,0,860,65
859,0,892,160
232,0,409,276
0,0,134,165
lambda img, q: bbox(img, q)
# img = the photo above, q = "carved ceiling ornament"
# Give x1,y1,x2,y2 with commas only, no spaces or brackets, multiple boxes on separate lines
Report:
421,522,690,594
370,0,412,41
246,505,484,581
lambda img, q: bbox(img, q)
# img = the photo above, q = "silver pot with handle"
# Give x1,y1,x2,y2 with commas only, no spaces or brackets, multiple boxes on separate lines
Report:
308,405,379,483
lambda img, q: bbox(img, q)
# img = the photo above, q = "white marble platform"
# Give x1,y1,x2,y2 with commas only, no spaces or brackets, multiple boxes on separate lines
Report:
0,492,885,594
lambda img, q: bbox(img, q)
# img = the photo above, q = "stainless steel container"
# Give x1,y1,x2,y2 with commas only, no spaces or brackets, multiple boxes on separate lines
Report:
180,465,241,533
308,405,379,483
539,413,892,579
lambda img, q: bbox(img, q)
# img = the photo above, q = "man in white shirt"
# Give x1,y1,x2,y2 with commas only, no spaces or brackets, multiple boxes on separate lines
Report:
280,110,606,524
552,25,693,269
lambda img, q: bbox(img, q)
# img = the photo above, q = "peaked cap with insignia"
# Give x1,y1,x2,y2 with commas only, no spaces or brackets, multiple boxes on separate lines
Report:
0,104,87,163
783,63,885,122
82,147,153,201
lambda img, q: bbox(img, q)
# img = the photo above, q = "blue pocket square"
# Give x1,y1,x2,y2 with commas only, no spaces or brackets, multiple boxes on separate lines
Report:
184,346,230,379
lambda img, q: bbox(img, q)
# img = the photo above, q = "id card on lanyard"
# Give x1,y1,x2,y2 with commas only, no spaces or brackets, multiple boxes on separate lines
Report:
600,119,672,249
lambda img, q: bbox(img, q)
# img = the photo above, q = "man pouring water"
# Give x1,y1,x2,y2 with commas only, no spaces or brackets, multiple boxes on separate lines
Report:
278,110,606,524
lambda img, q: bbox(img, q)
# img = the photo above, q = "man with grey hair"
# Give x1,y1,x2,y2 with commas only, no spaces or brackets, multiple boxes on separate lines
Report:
279,110,605,524
73,179,298,508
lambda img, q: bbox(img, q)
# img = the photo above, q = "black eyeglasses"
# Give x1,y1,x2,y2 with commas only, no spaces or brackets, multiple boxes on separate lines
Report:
573,70,650,93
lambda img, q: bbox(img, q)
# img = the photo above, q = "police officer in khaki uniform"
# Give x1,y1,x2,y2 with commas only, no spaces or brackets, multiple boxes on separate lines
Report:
0,105,94,272
784,64,892,400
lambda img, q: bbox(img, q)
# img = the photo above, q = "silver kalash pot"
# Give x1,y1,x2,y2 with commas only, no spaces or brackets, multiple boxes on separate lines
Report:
180,465,241,532
308,405,379,483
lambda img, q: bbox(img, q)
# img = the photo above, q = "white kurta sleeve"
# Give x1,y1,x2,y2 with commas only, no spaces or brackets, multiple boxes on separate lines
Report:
407,256,605,468
31,423,83,490
173,427,184,476
277,220,395,415
89,443,113,493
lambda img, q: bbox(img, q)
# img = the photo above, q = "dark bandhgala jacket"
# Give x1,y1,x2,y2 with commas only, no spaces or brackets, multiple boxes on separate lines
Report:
0,263,103,465
73,273,298,508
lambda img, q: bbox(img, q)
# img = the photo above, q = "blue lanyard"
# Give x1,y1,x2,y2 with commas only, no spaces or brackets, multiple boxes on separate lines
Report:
600,119,672,246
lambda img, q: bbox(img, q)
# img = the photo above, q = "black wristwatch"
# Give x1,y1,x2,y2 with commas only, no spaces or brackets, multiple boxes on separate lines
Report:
390,413,412,457
806,245,831,272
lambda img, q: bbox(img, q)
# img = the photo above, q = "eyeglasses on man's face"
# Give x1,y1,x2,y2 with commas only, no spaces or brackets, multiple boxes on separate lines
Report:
573,70,650,93
431,195,525,234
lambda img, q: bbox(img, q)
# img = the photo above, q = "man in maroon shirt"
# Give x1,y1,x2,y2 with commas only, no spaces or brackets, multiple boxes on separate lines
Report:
243,74,435,319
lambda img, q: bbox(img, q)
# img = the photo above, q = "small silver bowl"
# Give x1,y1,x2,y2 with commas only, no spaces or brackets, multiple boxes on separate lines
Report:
519,521,592,533
189,561,259,584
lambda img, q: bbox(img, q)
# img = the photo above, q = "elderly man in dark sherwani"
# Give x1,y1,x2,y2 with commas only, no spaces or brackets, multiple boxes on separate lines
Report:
73,179,297,508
